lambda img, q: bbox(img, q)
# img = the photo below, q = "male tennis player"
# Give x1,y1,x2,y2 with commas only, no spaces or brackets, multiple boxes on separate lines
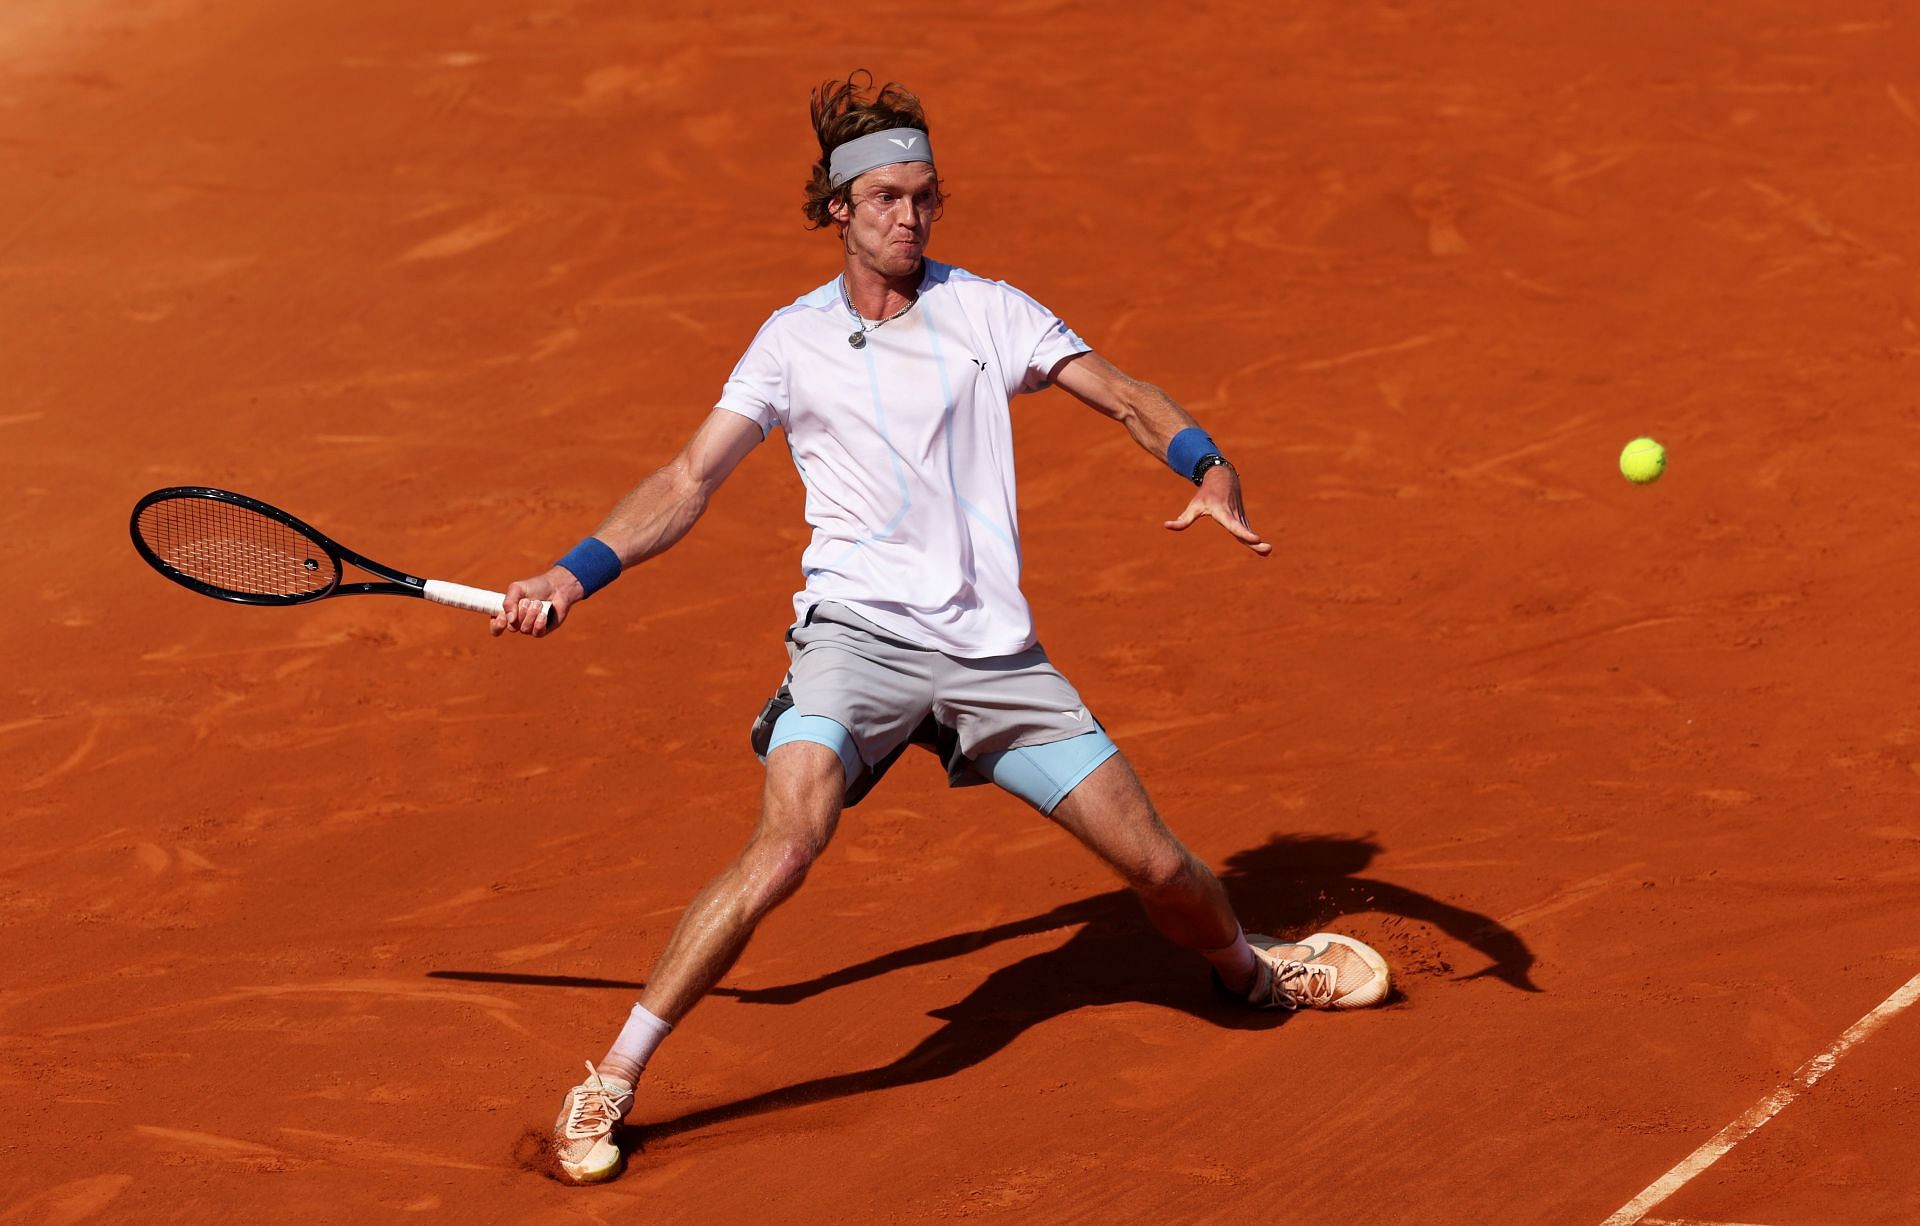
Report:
494,72,1391,1184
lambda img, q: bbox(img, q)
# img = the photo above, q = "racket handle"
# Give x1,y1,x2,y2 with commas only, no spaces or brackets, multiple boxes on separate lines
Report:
423,579,552,628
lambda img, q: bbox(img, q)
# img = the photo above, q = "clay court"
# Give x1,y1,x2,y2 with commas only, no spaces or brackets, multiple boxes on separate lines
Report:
6,1,1920,1221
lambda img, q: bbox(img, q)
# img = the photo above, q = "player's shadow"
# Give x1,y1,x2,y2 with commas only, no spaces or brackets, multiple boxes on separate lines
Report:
437,833,1536,1147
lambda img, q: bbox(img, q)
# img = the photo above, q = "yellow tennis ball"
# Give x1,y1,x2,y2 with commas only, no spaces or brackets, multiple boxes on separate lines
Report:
1620,436,1666,484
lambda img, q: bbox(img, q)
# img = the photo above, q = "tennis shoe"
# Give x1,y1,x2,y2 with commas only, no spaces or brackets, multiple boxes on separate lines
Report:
1243,932,1391,1010
551,1061,634,1184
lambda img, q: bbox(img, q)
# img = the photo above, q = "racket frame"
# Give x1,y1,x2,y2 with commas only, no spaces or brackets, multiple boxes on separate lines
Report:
130,486,547,625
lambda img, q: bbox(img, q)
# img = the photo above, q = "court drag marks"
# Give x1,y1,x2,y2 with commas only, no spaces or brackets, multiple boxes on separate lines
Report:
4,1,1919,1221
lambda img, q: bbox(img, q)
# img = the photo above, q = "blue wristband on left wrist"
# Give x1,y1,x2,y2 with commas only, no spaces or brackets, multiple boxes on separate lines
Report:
555,537,621,598
1166,427,1220,482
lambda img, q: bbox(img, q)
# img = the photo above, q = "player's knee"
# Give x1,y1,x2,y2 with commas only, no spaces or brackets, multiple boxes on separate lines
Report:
1125,842,1195,895
765,834,824,889
739,829,826,908
746,785,839,888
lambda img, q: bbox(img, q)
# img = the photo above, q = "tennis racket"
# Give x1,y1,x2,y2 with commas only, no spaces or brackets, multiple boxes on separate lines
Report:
130,486,550,626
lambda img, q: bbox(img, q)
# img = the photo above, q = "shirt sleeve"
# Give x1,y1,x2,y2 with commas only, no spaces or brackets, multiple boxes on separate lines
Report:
714,312,788,436
990,281,1092,396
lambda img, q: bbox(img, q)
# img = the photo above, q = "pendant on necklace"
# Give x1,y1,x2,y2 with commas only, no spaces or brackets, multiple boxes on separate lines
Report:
848,331,867,349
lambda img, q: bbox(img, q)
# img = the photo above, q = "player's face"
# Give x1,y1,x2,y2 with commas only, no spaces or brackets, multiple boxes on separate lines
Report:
835,161,939,278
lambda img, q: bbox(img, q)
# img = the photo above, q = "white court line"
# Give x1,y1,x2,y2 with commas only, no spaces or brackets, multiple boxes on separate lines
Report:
1603,970,1920,1226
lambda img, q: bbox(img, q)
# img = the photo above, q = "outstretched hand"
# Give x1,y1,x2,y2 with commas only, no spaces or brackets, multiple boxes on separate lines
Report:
1164,465,1272,556
489,566,583,637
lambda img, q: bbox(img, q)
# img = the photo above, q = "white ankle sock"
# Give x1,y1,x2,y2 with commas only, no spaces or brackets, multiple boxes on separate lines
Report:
599,1003,672,1087
1202,928,1261,994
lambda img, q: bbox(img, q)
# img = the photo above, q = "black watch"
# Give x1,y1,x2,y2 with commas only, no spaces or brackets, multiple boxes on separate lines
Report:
1190,454,1233,485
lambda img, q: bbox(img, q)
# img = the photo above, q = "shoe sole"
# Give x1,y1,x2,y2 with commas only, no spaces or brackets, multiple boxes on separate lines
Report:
559,1148,624,1185
1299,932,1391,1009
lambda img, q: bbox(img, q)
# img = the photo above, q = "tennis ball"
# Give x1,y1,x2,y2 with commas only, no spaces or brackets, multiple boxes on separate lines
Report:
1619,436,1666,484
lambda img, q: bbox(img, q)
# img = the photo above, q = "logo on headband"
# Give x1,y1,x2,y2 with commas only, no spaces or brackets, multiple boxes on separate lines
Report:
887,136,920,150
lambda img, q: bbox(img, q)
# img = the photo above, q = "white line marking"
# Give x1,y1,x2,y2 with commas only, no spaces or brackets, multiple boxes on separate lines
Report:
1602,970,1920,1226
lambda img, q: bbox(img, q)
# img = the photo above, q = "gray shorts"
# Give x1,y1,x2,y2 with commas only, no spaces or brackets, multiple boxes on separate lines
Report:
748,602,1119,813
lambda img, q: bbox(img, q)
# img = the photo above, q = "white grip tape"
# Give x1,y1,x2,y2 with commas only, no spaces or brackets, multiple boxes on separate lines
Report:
423,579,550,624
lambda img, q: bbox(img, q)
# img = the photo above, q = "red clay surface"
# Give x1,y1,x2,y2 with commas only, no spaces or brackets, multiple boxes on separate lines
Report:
6,2,1920,1222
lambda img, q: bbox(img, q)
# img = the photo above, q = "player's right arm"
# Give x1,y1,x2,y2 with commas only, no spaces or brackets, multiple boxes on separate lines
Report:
492,408,765,636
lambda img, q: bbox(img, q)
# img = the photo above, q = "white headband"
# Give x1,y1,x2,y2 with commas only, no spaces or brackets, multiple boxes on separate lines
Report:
827,128,935,189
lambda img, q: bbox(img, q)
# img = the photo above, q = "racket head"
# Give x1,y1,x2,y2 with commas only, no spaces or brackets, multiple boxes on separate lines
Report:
131,486,343,606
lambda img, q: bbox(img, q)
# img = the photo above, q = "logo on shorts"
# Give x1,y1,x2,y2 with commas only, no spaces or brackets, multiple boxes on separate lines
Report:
1062,707,1086,722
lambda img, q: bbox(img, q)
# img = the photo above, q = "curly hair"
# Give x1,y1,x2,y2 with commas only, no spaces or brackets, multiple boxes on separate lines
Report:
802,70,946,231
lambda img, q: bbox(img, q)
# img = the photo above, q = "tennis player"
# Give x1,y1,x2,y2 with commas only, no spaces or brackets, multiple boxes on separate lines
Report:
494,72,1391,1184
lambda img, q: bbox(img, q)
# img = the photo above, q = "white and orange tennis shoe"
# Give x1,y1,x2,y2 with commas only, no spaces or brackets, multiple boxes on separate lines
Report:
1243,932,1391,1010
551,1061,634,1184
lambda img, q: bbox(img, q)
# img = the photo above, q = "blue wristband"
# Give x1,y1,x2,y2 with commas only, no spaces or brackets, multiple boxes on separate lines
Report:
1166,427,1220,482
555,537,621,598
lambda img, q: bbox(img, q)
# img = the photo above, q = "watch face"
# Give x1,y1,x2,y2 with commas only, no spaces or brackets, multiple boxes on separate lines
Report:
1191,454,1230,484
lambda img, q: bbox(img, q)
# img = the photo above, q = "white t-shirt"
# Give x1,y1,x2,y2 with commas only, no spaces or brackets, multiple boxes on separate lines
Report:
715,260,1091,658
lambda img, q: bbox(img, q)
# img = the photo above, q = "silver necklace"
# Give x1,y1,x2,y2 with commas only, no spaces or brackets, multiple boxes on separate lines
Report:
841,278,916,349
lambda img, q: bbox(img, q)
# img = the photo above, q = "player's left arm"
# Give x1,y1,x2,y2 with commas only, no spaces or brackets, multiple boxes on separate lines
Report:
1050,351,1272,557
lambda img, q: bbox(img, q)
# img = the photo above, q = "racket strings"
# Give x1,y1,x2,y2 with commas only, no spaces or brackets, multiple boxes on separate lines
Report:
136,497,334,598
